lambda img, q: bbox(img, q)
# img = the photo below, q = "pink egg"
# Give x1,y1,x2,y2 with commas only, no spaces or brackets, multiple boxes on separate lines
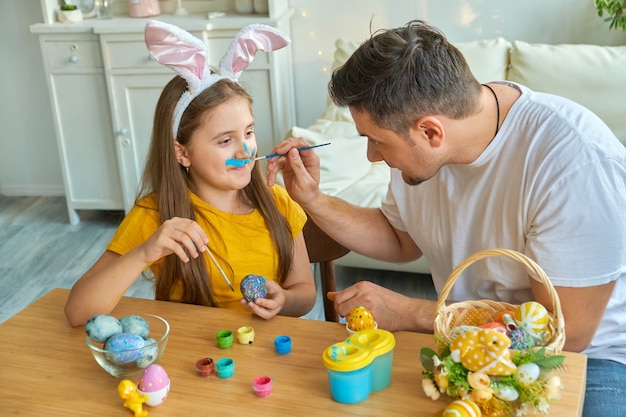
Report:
138,364,169,392
138,364,170,407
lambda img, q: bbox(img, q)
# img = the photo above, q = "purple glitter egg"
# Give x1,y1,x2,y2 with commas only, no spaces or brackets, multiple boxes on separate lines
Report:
240,274,267,302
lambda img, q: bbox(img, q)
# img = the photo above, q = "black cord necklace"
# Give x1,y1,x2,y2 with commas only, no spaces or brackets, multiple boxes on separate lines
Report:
482,83,500,137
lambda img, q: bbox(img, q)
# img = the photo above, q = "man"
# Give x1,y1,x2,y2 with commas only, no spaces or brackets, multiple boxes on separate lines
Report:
266,19,626,417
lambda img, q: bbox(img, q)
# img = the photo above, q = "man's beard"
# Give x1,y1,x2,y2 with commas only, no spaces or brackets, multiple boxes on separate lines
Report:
402,174,424,186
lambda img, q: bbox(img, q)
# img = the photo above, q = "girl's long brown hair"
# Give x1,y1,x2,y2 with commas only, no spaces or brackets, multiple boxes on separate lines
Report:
137,76,293,306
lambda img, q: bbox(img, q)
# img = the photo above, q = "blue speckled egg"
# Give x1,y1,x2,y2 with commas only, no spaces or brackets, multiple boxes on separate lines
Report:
85,314,123,343
120,315,150,338
104,333,145,364
136,337,159,368
509,328,535,350
240,274,267,302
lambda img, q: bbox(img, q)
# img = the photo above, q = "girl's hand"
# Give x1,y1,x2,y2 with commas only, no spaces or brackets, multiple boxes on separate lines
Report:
241,279,285,319
138,217,208,264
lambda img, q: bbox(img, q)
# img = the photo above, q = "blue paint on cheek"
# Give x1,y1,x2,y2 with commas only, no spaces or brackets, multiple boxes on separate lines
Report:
225,158,251,167
243,142,251,156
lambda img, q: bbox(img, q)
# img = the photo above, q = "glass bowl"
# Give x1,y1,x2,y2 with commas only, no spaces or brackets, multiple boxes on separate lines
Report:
86,314,169,379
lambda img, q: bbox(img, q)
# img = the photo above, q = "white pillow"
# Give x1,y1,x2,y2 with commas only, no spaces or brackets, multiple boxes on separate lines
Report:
455,38,511,83
287,118,372,196
508,41,626,145
322,38,362,123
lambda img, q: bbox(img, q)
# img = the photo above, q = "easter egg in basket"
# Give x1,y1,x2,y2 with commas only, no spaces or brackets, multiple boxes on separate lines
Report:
440,399,481,417
514,301,549,333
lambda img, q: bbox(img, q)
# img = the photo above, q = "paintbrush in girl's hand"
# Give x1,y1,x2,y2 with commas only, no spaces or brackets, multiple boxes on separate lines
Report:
254,142,331,161
205,246,234,292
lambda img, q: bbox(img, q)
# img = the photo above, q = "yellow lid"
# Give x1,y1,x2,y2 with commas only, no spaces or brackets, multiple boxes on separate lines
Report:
347,329,396,356
322,329,396,372
322,342,374,372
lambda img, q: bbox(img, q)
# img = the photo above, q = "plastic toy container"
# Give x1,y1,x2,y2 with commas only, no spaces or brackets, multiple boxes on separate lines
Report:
321,329,395,404
349,329,395,391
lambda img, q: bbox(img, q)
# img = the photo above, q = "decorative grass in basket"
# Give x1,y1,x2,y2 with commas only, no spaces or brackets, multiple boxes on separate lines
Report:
420,249,566,417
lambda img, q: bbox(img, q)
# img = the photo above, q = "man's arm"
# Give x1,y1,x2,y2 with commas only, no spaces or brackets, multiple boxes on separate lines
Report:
266,137,421,263
531,278,616,352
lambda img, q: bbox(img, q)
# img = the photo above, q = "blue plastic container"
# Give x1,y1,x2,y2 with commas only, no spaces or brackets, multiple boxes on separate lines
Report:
322,329,395,404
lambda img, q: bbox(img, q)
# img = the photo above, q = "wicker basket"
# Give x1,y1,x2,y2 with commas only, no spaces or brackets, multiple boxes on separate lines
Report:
433,248,565,354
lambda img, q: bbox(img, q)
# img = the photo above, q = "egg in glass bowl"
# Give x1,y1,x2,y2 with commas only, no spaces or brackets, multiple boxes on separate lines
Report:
85,313,169,379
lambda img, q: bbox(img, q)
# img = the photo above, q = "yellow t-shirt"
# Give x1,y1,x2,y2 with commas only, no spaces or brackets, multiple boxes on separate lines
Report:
107,185,306,312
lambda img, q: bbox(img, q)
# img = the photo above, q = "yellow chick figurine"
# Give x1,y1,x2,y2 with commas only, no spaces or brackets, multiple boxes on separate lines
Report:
118,379,149,417
450,328,517,376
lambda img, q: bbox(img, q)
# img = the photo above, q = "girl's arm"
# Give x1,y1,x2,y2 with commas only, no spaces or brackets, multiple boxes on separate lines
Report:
65,217,210,326
243,232,316,318
64,249,151,327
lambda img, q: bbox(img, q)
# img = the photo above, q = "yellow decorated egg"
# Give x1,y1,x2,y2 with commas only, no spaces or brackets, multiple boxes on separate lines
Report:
514,301,549,333
515,362,541,386
346,306,376,331
441,399,482,417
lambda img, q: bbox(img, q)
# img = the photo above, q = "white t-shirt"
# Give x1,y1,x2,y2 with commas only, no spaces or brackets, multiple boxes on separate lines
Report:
381,83,626,362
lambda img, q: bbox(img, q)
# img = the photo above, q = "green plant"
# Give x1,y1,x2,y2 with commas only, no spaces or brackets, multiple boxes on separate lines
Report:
594,0,626,30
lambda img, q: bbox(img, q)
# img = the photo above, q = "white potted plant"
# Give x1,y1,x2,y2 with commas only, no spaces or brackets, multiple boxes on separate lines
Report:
58,4,83,23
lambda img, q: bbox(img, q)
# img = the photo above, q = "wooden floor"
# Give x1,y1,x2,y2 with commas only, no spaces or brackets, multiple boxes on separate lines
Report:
0,196,436,324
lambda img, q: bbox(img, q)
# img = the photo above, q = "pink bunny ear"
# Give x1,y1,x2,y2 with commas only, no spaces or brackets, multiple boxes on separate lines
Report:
219,24,290,80
144,20,211,92
144,20,289,140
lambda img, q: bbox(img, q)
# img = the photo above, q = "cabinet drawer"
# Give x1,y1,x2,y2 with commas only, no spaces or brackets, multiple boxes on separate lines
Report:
104,40,163,70
42,40,103,69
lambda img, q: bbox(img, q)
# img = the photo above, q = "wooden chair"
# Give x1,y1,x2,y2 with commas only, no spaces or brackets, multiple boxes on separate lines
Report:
302,217,350,322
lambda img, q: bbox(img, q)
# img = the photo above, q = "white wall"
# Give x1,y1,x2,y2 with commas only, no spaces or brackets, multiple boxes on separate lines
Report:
2,0,625,196
289,0,626,127
1,1,63,195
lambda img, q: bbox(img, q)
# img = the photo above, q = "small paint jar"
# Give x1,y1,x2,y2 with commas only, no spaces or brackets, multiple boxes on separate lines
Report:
253,375,273,397
274,335,292,354
216,330,234,349
215,358,235,378
237,326,255,344
195,357,215,377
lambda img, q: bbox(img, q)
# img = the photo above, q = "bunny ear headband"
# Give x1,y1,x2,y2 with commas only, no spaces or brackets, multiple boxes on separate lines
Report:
144,20,290,139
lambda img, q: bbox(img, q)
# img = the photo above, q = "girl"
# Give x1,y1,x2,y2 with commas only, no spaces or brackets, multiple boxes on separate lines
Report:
64,22,316,326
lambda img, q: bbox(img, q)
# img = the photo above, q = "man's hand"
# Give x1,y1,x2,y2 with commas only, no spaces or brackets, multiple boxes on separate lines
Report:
265,137,322,206
329,281,436,333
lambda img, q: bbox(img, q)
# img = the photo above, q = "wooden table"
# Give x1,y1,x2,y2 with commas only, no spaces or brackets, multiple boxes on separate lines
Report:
0,288,586,416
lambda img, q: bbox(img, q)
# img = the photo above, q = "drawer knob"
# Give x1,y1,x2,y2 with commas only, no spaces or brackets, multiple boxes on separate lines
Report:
69,55,78,64
118,128,129,136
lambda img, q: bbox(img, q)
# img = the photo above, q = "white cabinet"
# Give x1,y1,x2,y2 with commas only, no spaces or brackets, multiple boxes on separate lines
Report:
38,34,124,224
31,1,295,222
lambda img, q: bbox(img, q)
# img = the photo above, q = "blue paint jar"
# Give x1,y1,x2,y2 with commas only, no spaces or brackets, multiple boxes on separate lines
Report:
274,335,292,355
215,358,235,378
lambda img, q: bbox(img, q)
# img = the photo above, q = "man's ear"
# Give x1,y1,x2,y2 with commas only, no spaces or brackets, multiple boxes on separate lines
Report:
173,141,190,167
412,116,444,148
